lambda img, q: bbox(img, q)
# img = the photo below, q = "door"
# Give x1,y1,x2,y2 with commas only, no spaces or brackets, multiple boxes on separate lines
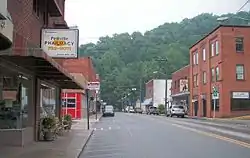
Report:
202,99,207,117
194,101,198,116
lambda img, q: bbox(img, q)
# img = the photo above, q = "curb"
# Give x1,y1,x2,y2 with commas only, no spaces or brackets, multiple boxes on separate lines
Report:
76,115,102,158
77,129,94,158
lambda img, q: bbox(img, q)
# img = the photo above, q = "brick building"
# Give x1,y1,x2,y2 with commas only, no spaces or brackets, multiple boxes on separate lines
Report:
59,57,100,119
171,65,190,109
0,0,83,146
190,25,250,118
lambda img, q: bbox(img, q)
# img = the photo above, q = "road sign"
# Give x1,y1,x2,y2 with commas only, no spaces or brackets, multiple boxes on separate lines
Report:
87,82,100,90
212,86,218,97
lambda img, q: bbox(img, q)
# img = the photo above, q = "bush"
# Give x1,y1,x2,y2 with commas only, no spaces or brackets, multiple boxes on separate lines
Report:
158,104,165,114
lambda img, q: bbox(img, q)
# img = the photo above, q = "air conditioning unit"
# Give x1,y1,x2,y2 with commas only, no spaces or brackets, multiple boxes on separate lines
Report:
0,0,7,20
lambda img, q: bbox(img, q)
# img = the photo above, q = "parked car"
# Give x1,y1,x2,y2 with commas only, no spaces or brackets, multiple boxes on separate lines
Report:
135,107,143,114
103,105,115,117
147,106,159,115
129,108,135,113
166,105,185,118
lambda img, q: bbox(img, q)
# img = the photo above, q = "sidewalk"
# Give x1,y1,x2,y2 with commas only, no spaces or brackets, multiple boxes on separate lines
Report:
188,116,250,127
0,114,102,158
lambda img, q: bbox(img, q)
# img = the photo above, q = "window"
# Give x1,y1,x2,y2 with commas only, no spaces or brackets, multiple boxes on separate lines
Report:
231,92,250,111
215,66,219,81
203,71,207,84
202,48,206,61
33,0,40,17
211,43,215,57
196,52,199,65
211,68,215,82
236,64,244,80
193,75,196,87
235,37,244,52
193,74,198,87
215,41,219,55
66,98,76,108
193,53,196,65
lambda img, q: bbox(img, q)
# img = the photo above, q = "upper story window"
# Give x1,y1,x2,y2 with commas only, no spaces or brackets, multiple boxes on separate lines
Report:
196,52,198,65
193,74,198,87
211,68,215,82
211,43,215,57
202,71,207,84
235,37,244,52
202,48,206,61
215,41,219,55
236,64,244,80
215,66,219,81
193,51,198,65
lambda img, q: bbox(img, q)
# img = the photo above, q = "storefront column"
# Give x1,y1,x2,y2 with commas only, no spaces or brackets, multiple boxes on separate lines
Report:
55,87,62,119
34,78,41,141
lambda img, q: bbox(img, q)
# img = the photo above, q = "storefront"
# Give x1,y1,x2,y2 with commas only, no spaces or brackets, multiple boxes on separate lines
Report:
0,49,83,146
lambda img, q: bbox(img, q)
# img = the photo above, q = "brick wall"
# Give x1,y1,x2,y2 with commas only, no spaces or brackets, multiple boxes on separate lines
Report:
171,65,190,95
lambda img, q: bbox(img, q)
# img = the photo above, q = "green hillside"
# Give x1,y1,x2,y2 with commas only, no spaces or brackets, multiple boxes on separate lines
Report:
79,11,250,108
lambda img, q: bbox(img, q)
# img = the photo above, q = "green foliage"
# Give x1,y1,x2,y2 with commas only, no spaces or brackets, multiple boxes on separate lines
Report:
42,116,56,129
158,104,165,114
79,11,250,108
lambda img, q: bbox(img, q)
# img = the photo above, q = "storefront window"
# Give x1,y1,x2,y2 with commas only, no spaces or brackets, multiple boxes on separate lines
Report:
231,92,250,111
40,83,56,118
0,74,30,129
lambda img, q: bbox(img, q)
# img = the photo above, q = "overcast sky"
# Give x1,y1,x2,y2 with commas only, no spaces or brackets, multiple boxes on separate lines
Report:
65,0,249,44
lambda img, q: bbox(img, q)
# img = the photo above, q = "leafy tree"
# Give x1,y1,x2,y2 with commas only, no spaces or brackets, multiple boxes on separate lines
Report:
79,11,250,108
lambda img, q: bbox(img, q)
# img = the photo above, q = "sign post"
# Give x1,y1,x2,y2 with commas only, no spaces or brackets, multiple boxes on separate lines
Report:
212,86,218,118
86,89,90,130
87,82,100,124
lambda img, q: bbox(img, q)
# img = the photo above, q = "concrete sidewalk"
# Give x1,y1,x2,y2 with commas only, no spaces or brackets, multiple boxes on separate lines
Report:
0,114,102,158
188,116,250,128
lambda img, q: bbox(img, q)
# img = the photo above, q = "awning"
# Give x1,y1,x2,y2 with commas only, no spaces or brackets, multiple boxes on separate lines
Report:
0,48,84,89
171,91,190,98
142,98,153,106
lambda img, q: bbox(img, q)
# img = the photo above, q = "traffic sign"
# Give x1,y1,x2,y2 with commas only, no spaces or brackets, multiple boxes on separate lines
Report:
87,82,100,90
212,86,218,97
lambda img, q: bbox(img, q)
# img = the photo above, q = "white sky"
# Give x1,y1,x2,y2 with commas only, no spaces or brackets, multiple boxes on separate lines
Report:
65,0,250,44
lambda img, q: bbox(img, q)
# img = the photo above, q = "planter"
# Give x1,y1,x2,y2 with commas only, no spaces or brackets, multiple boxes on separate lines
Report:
43,130,54,141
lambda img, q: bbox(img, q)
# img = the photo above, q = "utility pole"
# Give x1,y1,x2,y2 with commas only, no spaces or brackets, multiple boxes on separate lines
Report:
139,78,142,108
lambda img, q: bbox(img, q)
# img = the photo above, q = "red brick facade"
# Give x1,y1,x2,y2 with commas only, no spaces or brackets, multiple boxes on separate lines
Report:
190,25,250,118
8,0,66,50
171,65,189,95
145,80,153,99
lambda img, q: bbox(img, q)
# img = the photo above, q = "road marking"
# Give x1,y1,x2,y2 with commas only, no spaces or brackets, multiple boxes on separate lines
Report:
108,127,111,130
127,128,133,137
94,128,96,131
100,128,103,130
172,123,250,149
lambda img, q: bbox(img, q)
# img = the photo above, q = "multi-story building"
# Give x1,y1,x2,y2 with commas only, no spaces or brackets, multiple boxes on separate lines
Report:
171,65,190,110
190,25,250,118
0,0,83,146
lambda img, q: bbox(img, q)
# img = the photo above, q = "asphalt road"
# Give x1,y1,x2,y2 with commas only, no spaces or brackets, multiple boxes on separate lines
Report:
79,113,250,158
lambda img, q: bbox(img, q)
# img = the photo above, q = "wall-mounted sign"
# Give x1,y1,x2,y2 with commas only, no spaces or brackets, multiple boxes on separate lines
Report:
232,92,249,99
41,29,79,58
180,79,188,92
87,82,100,90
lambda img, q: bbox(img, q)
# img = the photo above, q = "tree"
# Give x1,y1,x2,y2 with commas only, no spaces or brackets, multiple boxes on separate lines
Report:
79,11,250,107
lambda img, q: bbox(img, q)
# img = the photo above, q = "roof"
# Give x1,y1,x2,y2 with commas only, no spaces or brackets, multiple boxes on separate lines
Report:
189,24,250,49
57,57,99,82
0,48,84,89
172,65,190,75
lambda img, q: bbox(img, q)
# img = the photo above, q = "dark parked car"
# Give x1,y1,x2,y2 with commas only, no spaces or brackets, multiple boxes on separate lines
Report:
103,105,115,117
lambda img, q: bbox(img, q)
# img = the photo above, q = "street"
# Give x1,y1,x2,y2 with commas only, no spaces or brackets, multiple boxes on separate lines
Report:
79,113,250,158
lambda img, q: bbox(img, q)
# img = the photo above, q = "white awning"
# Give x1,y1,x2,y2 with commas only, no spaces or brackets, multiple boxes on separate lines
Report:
142,98,152,106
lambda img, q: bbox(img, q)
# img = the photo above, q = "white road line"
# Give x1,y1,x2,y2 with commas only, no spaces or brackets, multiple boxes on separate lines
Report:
94,128,96,131
109,127,111,130
101,128,103,130
127,128,133,137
